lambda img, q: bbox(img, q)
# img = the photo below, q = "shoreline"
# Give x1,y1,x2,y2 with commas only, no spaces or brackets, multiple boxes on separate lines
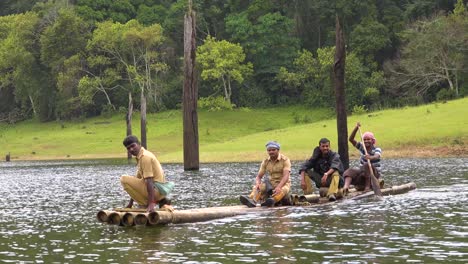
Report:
3,145,467,163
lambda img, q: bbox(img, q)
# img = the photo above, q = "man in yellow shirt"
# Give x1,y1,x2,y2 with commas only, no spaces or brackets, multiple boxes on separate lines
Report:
240,141,291,207
121,135,173,212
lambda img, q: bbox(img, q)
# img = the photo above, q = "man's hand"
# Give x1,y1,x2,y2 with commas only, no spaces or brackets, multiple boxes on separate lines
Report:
321,173,328,186
300,172,307,191
273,186,282,197
254,182,261,190
146,202,156,213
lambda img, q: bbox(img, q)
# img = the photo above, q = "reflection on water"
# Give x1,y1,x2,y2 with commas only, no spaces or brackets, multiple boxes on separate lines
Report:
0,158,467,263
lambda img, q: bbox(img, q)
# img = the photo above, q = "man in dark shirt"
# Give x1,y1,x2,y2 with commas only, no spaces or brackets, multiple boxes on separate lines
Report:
299,138,344,201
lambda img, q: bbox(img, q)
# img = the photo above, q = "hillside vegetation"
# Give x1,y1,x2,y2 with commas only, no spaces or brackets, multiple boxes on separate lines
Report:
0,98,466,162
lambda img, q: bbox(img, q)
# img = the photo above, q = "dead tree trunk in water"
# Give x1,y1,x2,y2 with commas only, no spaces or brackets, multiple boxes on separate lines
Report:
140,89,147,149
333,15,349,169
126,92,133,161
182,1,199,170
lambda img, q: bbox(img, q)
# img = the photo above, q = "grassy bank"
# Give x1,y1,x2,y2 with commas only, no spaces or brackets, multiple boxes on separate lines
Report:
0,98,467,162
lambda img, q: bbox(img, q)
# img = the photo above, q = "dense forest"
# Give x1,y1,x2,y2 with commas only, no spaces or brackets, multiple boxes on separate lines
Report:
0,0,466,123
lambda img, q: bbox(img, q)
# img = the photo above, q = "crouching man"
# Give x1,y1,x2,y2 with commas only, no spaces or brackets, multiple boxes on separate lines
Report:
121,135,173,212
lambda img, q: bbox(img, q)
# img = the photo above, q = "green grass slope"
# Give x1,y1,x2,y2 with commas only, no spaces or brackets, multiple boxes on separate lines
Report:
0,98,466,162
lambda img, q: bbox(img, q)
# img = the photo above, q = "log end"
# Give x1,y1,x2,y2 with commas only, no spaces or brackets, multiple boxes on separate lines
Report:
96,210,109,223
135,213,149,226
108,212,122,225
122,213,135,226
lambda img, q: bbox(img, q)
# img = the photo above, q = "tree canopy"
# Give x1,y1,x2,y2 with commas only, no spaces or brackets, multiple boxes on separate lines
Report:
0,0,466,122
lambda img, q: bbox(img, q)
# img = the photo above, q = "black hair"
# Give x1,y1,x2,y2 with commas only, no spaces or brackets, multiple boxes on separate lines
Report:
123,135,139,147
319,138,330,145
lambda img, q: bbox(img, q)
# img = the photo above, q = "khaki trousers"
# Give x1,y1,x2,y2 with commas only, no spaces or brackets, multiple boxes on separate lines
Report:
120,175,164,206
248,182,290,203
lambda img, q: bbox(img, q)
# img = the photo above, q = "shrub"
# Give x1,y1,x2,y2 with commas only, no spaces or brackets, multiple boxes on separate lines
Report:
292,111,312,124
436,89,456,101
101,104,116,118
363,87,380,103
352,105,367,115
198,96,235,111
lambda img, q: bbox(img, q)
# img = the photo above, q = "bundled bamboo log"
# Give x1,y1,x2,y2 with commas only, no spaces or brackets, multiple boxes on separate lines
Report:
135,213,149,225
96,210,113,223
97,208,149,225
107,212,126,225
97,182,416,226
350,182,417,201
148,206,248,225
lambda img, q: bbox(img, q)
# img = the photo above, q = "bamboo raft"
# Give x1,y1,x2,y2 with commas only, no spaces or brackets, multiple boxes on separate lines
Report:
97,182,416,226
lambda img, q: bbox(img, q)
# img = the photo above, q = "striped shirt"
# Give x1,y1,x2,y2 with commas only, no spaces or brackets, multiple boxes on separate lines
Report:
356,142,382,169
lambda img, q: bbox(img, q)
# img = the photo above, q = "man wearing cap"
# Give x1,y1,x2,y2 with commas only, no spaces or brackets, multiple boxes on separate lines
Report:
299,138,344,201
240,141,292,207
121,135,173,212
342,122,383,193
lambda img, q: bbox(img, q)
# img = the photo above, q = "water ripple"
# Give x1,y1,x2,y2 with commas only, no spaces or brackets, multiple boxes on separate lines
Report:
0,158,467,263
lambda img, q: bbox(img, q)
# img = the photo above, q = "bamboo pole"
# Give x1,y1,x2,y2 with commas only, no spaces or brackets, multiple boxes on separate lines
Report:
108,212,126,225
96,210,113,223
148,206,248,225
351,182,416,200
115,208,147,212
299,194,320,203
122,212,137,226
135,213,149,225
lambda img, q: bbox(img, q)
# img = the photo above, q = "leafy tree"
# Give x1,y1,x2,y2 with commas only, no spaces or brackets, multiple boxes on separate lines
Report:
277,47,382,110
0,13,47,118
226,11,300,104
403,0,459,21
40,8,91,119
385,5,467,101
197,36,253,104
76,0,136,23
136,4,167,26
349,18,391,69
88,19,167,147
74,53,122,110
40,9,89,75
0,0,40,16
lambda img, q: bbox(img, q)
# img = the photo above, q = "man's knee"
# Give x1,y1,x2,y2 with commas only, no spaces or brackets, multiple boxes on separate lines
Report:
273,187,290,203
120,175,131,187
343,167,359,178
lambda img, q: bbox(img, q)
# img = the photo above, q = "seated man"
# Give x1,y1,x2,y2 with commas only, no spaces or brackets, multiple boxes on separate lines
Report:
343,122,383,193
240,141,291,207
120,135,174,212
299,138,344,201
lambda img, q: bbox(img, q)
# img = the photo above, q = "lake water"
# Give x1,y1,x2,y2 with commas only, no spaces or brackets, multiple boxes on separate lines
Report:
0,158,467,263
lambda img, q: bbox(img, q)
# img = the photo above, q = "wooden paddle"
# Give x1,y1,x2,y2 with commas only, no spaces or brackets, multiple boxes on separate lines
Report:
358,127,382,197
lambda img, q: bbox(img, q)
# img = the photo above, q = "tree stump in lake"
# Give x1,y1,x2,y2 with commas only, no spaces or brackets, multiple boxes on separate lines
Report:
5,152,10,162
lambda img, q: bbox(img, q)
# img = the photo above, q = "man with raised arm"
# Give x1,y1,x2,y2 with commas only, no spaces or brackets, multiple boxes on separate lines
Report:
343,122,383,193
